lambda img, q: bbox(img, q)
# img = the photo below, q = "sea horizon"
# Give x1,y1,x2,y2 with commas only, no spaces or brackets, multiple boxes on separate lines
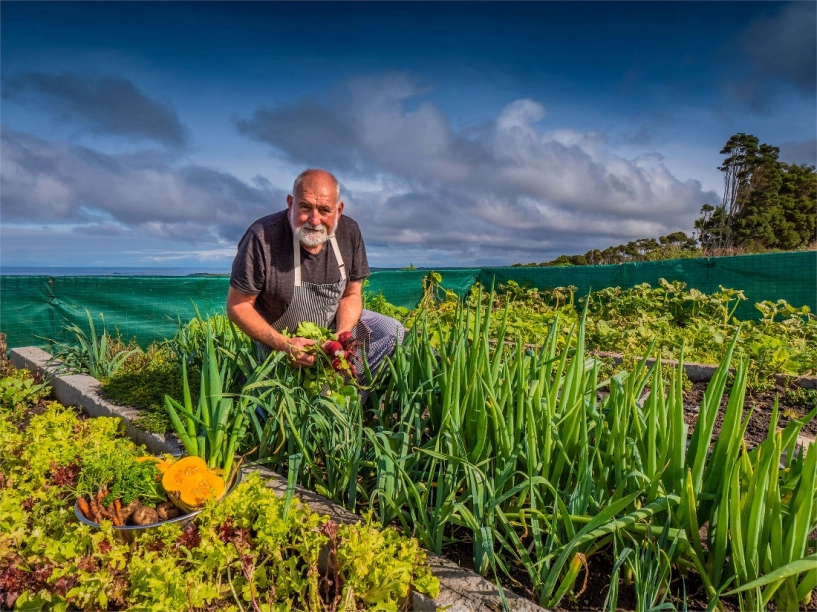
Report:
0,266,232,276
0,265,429,276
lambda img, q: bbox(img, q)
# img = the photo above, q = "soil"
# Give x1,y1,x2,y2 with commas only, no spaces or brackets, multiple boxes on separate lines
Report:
683,381,817,447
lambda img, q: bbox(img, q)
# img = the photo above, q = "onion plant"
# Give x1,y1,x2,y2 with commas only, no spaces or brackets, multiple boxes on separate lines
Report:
225,281,817,610
46,309,138,379
164,320,276,479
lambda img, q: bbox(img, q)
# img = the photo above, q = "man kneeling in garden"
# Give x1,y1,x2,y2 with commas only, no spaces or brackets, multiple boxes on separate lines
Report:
226,168,403,389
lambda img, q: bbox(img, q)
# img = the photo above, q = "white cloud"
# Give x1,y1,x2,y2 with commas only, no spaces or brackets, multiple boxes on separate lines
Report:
236,74,716,263
1,128,287,244
2,72,719,266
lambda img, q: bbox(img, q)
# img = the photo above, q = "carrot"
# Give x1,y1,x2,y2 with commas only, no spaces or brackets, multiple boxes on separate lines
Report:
89,498,102,524
77,497,92,520
113,499,124,526
99,505,115,520
91,490,109,524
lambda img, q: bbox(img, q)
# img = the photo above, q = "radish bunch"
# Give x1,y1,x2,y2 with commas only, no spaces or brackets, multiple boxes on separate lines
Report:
323,331,360,378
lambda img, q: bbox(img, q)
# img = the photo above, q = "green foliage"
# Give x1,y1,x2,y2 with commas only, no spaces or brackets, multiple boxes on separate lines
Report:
241,283,817,610
0,368,49,418
398,277,816,390
511,231,701,267
0,391,439,611
695,133,816,252
164,320,275,477
784,386,817,410
45,309,140,380
620,521,680,612
101,461,165,507
103,343,197,434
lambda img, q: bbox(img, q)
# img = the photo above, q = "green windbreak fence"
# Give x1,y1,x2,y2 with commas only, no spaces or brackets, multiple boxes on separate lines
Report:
1,252,814,349
480,251,816,322
0,269,480,349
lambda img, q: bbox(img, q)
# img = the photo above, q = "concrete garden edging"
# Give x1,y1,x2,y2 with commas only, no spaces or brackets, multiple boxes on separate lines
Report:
10,346,546,612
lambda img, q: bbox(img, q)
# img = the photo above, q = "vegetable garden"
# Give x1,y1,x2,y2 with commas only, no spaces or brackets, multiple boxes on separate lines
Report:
3,268,817,611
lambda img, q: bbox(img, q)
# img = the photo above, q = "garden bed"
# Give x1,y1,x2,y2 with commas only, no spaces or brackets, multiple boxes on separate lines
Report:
7,346,542,612
8,276,817,612
683,380,817,448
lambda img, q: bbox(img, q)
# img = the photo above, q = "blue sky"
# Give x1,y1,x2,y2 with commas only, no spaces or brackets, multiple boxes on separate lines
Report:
2,1,814,268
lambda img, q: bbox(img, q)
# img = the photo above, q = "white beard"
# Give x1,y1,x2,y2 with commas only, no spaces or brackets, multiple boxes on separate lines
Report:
296,223,329,247
291,211,338,247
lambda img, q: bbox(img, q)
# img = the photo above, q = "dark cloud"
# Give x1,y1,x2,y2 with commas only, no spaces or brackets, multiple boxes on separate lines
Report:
235,73,491,183
236,99,360,170
0,128,285,244
725,4,816,109
779,138,817,167
2,72,187,147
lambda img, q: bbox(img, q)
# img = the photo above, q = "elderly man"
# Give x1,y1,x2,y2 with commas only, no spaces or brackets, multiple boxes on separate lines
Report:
227,168,404,385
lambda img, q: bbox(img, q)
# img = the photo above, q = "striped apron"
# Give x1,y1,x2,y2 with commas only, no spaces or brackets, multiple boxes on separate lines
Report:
257,234,404,386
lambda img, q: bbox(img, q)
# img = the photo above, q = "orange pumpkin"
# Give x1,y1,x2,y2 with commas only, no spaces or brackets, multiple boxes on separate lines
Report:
161,456,225,513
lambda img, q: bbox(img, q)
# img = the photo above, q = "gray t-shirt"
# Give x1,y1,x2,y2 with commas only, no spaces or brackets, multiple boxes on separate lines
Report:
230,210,370,325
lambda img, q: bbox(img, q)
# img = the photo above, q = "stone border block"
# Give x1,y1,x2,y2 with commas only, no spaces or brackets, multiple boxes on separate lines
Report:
10,346,547,612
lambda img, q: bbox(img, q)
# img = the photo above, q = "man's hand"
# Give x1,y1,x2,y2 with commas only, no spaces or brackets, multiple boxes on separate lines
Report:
228,288,318,366
282,337,317,367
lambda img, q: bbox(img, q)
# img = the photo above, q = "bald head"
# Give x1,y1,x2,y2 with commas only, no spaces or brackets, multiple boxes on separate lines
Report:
287,168,345,251
293,169,340,204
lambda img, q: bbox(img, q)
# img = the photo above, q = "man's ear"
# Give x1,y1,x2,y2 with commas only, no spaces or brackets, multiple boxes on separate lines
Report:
286,194,293,211
337,201,344,216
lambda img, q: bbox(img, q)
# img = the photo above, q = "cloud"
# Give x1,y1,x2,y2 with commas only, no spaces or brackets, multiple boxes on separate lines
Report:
725,3,816,108
779,138,817,167
2,72,187,147
72,223,127,236
0,128,286,244
0,225,236,267
235,73,717,262
2,71,719,267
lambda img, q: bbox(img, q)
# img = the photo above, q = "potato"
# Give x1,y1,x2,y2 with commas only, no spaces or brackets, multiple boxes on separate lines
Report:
121,499,141,523
156,501,181,521
131,505,159,526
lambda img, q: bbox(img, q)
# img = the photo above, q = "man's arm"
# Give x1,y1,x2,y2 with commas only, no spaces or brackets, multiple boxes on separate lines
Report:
226,287,316,367
334,280,363,335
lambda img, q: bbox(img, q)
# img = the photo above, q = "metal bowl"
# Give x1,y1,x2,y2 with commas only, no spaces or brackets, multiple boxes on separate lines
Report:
74,468,244,542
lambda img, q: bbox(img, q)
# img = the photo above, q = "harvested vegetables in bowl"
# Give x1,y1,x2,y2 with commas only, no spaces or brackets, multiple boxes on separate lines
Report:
75,449,236,528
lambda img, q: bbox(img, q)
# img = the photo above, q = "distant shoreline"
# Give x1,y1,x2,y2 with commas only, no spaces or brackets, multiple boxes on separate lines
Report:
0,266,425,276
0,267,231,277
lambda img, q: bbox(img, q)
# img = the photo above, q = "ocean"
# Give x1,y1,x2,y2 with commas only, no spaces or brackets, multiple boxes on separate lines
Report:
0,266,402,276
0,266,231,277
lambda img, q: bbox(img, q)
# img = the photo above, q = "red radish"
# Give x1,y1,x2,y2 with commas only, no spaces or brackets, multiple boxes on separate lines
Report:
331,358,342,371
337,331,353,347
324,341,345,357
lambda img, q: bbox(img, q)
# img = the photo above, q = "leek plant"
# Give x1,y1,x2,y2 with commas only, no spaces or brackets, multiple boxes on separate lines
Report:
620,521,680,612
164,321,277,479
229,283,817,610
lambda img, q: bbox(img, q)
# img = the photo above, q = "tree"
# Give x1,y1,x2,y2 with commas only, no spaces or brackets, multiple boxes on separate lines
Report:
716,133,761,249
696,133,816,252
